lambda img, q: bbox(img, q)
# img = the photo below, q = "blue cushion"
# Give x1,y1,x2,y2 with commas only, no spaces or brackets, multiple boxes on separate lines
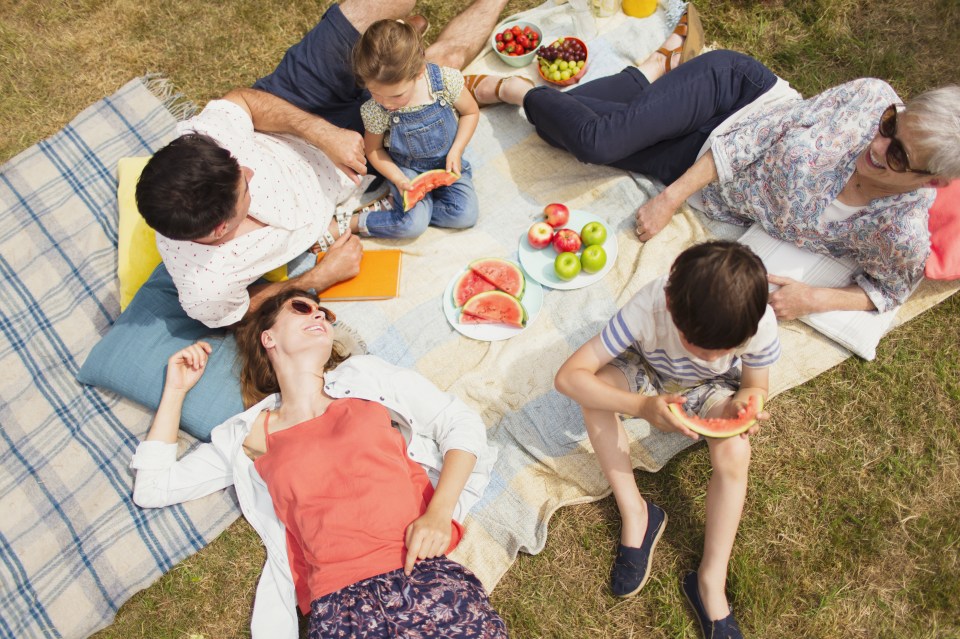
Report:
77,264,244,441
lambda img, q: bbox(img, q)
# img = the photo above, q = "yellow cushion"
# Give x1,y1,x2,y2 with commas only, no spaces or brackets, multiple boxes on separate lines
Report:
117,157,163,310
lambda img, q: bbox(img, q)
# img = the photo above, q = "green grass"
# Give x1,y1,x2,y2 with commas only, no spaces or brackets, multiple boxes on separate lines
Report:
2,0,957,637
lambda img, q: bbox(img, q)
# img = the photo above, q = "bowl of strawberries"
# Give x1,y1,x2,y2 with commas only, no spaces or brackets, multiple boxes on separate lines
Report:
491,21,542,68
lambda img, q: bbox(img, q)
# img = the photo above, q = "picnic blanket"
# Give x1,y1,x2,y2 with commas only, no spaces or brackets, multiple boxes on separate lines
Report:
2,3,958,638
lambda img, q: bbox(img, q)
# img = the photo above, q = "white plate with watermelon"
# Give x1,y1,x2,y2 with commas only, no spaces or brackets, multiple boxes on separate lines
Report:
442,257,544,341
517,209,618,290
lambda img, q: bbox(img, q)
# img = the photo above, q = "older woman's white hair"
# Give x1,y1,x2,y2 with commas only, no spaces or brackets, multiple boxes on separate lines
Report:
903,85,960,179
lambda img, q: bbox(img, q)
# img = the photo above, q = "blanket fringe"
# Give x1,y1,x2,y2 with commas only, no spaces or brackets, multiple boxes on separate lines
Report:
140,73,198,122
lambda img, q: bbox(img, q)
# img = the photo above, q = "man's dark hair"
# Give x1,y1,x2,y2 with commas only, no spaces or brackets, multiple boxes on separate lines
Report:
135,133,241,240
665,240,768,350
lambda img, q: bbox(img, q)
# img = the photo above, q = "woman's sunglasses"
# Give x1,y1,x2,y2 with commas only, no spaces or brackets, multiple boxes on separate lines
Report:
877,104,932,175
287,298,336,322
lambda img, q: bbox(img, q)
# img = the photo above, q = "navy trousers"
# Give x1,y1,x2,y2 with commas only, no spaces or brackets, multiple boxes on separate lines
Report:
522,50,778,184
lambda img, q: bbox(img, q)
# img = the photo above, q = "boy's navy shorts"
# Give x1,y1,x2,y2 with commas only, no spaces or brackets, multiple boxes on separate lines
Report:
253,4,369,135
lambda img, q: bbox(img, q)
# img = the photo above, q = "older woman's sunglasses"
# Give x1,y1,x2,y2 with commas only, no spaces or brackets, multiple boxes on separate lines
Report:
878,104,932,175
287,298,336,322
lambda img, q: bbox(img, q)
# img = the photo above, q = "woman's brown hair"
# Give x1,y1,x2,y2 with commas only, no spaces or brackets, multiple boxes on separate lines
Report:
233,289,350,408
351,19,425,87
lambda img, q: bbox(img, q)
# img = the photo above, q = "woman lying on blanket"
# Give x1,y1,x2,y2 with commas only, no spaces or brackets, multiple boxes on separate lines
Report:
130,289,505,639
465,4,960,320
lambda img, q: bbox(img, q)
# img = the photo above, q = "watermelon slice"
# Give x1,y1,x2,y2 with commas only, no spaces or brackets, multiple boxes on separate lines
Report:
667,394,764,438
452,270,497,307
469,258,525,299
459,291,526,328
403,169,460,211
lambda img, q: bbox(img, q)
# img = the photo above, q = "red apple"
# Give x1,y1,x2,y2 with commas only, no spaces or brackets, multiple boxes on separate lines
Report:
543,202,570,228
552,228,582,253
527,222,554,249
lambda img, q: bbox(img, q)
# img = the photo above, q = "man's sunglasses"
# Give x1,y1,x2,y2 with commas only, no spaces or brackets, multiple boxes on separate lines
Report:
287,298,336,322
878,104,932,175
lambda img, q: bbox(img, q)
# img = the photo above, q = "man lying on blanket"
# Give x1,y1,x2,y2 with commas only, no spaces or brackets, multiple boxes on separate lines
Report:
135,0,508,328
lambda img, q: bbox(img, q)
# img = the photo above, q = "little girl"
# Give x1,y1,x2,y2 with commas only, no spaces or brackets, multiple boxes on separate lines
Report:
350,19,480,239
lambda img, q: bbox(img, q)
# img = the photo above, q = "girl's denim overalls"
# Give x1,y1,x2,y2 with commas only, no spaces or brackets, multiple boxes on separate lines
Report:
361,63,479,239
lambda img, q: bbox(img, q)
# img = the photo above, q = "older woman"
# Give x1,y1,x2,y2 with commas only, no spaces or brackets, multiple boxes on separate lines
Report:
130,289,505,639
469,9,959,319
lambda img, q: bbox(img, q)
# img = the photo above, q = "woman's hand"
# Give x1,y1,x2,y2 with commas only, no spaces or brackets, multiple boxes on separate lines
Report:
634,192,678,241
640,394,699,440
404,507,452,575
164,341,212,394
445,151,462,175
767,274,817,320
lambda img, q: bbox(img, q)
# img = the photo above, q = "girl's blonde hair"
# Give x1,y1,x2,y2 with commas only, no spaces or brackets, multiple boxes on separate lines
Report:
352,19,425,87
233,289,349,408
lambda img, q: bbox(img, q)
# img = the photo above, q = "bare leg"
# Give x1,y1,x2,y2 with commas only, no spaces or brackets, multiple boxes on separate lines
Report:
698,400,751,620
339,0,416,33
581,366,649,548
425,0,510,69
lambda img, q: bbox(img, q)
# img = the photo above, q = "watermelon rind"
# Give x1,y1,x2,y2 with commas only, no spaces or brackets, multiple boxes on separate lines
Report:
667,395,764,438
452,270,497,307
468,257,525,300
402,169,460,211
459,291,527,328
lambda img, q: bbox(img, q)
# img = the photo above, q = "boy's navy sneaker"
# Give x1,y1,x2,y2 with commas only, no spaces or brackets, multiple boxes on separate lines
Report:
681,570,744,639
610,500,667,597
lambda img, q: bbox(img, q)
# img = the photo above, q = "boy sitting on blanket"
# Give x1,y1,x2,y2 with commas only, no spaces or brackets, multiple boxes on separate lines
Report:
555,240,780,639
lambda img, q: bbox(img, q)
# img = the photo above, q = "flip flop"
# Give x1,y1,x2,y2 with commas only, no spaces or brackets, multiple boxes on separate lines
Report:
656,3,705,72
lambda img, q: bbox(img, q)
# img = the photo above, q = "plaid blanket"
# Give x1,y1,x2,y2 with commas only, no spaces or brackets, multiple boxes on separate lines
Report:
3,3,958,637
0,78,239,639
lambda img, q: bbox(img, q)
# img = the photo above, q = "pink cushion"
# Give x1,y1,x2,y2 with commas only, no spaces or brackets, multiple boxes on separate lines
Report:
926,181,960,280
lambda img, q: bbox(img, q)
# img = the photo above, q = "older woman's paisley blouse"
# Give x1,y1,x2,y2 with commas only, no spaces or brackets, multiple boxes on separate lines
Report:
699,78,934,312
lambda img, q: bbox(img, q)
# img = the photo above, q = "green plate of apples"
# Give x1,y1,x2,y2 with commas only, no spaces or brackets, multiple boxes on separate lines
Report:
518,207,618,290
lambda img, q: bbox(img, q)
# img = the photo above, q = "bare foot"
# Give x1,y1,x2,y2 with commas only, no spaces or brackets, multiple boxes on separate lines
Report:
635,193,678,241
637,31,683,83
471,76,533,106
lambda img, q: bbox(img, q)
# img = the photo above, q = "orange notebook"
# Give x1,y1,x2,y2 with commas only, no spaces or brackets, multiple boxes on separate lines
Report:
317,249,402,301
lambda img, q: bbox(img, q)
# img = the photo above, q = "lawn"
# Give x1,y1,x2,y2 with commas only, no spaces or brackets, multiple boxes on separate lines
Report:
2,0,957,637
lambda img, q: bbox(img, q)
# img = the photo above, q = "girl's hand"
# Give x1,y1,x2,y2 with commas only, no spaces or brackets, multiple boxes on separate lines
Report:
641,394,699,440
403,508,452,575
164,341,212,393
395,178,413,193
445,152,462,175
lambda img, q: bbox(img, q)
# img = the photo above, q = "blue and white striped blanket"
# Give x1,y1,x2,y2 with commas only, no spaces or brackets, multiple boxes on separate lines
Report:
3,3,957,637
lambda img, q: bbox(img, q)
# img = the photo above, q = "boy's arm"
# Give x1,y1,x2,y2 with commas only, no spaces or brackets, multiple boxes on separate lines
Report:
446,90,479,175
364,131,413,193
221,88,366,185
555,336,697,438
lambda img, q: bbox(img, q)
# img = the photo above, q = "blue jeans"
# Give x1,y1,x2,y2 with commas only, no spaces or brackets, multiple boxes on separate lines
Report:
361,64,479,239
522,50,778,184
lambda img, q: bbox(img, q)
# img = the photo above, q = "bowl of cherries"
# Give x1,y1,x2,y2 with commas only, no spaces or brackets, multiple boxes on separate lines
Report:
536,36,588,86
492,21,542,68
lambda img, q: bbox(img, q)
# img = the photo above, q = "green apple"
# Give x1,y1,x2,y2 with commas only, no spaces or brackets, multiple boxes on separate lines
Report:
554,251,582,280
580,221,607,246
580,245,607,274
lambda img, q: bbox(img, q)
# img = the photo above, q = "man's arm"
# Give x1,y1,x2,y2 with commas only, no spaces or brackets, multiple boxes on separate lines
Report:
247,230,363,314
222,87,367,185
